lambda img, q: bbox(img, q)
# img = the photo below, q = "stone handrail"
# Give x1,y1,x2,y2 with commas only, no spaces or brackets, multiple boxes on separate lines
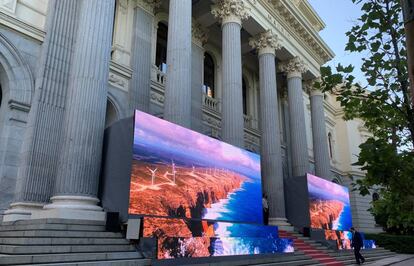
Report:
151,65,166,86
202,93,221,113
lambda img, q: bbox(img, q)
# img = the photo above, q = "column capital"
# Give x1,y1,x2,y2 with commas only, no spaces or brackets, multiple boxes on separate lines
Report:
304,77,324,96
192,21,208,47
211,0,250,25
279,56,307,79
249,30,281,56
136,0,162,13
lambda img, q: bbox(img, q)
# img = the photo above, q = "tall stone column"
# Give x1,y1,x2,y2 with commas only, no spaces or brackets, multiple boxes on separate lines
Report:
212,0,250,147
163,0,192,128
129,0,161,113
280,57,309,177
38,0,115,221
191,22,208,133
3,0,79,222
249,31,289,226
308,81,331,179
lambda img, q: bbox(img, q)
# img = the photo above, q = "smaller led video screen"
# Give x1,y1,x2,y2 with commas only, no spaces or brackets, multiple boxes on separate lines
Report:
128,110,263,223
363,240,376,249
307,173,353,231
324,230,352,250
157,237,294,259
143,217,278,239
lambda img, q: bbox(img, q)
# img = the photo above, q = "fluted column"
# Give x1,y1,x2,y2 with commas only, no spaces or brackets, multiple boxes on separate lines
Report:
212,0,250,147
42,0,115,220
249,31,287,223
129,0,161,113
308,82,331,179
3,0,79,222
280,57,309,177
163,0,192,127
191,22,208,133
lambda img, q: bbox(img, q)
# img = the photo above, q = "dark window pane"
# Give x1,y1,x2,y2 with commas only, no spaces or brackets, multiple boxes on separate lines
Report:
203,52,215,98
242,77,247,115
156,22,168,71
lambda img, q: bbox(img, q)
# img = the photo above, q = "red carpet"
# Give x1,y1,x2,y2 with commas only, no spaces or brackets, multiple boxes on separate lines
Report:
279,230,344,266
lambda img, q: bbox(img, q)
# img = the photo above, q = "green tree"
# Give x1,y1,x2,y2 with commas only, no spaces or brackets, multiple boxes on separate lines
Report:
316,0,414,234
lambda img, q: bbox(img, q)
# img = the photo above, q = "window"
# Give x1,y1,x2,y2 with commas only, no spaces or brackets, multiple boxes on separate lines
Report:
203,52,215,98
328,132,333,159
242,77,247,115
155,22,168,72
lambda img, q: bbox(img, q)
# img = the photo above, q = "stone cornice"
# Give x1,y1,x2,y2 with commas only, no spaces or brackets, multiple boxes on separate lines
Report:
257,0,333,65
279,56,307,78
271,0,333,63
211,0,250,25
248,30,281,56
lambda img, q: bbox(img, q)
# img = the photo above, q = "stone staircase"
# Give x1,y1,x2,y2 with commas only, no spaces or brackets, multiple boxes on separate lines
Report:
0,219,150,265
0,219,398,266
279,230,397,266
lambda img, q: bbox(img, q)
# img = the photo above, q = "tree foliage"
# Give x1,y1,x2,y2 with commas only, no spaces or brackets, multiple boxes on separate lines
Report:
315,0,414,234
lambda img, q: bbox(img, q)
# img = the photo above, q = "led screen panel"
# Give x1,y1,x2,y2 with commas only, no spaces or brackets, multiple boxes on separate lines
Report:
129,110,263,223
143,217,278,239
157,237,294,259
307,173,353,231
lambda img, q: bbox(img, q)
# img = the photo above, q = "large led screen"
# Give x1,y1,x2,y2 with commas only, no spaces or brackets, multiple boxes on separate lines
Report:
307,173,352,231
143,217,279,239
129,110,263,223
157,237,294,259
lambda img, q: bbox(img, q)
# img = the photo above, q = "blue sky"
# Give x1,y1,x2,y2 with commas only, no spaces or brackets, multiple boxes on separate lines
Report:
308,0,366,84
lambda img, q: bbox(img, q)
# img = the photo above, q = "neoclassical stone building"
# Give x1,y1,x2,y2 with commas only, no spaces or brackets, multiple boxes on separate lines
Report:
0,0,381,232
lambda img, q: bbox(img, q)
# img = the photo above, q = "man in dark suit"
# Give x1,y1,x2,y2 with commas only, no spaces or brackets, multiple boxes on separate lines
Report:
350,227,365,264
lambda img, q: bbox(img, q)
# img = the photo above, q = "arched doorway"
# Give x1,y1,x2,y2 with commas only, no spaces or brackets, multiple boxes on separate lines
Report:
105,99,119,128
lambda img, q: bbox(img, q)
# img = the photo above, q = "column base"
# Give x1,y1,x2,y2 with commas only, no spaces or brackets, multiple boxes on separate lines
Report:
269,217,295,232
2,202,44,222
31,196,106,222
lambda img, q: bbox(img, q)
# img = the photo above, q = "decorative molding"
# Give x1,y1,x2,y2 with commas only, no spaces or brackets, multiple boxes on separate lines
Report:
211,0,250,25
270,0,331,63
249,30,281,56
192,21,208,47
279,56,307,78
136,0,161,14
108,60,132,92
0,0,16,14
0,12,45,42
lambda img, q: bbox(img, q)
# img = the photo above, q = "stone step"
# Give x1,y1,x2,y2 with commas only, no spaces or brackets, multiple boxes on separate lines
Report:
0,230,122,238
0,237,129,245
0,244,135,254
1,218,105,226
334,251,396,261
29,259,152,266
152,253,316,266
0,251,145,265
0,223,105,232
341,254,397,265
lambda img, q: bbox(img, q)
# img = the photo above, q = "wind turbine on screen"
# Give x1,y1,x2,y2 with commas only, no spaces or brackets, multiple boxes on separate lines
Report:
146,167,158,186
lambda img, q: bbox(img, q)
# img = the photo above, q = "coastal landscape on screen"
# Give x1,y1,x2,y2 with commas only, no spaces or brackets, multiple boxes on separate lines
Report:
129,110,263,223
143,217,278,239
307,173,352,230
157,237,294,259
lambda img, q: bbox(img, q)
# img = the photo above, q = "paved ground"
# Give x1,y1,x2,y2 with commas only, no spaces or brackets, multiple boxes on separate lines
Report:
363,254,414,265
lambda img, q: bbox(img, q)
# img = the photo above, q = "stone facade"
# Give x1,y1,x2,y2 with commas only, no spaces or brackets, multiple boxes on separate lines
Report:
0,0,381,232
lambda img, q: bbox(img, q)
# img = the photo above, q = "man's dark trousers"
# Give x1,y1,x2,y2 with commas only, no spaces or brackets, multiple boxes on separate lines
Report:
354,246,365,264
